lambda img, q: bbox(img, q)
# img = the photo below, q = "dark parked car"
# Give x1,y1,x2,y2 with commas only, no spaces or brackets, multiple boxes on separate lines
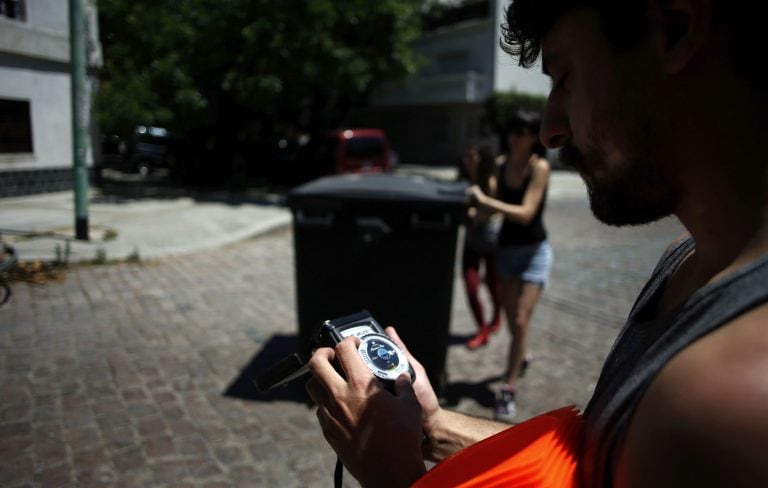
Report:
101,125,175,177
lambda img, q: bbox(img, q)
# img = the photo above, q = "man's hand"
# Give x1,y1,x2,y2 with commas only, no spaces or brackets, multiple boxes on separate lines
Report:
383,327,445,460
306,333,427,487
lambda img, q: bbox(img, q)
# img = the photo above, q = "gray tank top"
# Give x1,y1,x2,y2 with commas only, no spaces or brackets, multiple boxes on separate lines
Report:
581,236,768,487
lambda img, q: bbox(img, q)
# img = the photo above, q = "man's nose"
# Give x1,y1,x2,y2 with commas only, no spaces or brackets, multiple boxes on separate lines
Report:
540,96,570,149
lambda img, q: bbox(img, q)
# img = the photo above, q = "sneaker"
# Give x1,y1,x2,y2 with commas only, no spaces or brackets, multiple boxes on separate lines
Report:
466,327,490,350
488,319,502,334
519,356,532,378
494,388,517,422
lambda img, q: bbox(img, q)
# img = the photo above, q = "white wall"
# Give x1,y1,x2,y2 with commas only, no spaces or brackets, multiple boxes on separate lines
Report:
416,18,495,79
492,0,551,96
0,64,73,169
0,2,69,63
0,1,99,173
26,0,69,34
373,17,497,106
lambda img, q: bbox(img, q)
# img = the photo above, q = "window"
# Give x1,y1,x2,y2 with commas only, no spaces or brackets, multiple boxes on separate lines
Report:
437,51,469,74
0,99,34,153
0,0,26,21
345,137,385,158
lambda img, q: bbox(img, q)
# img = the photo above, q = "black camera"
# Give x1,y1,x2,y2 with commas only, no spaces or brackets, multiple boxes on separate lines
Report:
254,310,415,393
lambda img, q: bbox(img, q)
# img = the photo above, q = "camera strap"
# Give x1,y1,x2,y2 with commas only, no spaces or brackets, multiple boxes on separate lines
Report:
334,457,343,488
253,353,308,392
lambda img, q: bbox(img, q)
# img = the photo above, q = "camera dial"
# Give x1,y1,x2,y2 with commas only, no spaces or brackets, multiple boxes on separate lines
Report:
357,334,410,382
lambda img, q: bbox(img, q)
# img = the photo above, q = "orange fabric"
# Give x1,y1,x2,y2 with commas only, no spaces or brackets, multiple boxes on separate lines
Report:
412,406,583,488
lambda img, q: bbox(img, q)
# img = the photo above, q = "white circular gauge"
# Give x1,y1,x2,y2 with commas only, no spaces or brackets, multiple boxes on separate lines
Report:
357,334,410,382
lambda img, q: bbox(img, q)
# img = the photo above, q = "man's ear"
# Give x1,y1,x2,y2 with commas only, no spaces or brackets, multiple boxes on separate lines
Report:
649,0,714,73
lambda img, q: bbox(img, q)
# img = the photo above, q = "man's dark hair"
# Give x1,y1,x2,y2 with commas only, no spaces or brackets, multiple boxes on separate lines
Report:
501,0,648,68
501,0,767,90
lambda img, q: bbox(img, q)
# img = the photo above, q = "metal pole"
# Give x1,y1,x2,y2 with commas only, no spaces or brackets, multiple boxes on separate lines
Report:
70,0,89,240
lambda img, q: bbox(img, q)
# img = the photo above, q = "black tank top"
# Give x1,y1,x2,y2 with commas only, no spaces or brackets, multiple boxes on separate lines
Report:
582,236,768,487
497,162,548,246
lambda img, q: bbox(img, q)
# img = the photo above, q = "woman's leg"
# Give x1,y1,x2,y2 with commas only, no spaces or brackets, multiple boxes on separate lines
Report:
462,247,486,330
464,247,494,349
484,252,503,332
502,280,543,390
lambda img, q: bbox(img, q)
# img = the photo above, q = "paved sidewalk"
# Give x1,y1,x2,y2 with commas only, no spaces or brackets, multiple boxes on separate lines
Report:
0,169,587,264
1,168,681,487
0,190,291,264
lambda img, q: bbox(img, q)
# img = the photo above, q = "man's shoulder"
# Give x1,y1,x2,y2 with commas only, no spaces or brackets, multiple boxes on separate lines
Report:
647,300,768,418
615,302,768,486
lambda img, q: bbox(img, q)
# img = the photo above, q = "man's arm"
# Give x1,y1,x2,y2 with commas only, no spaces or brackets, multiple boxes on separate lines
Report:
422,408,510,462
615,303,768,487
384,327,510,462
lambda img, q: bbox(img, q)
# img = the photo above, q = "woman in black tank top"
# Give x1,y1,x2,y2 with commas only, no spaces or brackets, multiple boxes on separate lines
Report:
468,110,553,421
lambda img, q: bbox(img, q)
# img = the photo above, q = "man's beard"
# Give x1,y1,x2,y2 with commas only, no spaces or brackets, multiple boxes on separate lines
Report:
559,140,675,227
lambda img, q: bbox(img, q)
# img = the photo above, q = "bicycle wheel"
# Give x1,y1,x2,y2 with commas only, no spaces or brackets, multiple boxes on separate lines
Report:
0,280,10,307
0,242,17,308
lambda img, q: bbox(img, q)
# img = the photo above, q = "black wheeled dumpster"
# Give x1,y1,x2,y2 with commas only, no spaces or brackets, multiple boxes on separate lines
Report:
287,173,467,392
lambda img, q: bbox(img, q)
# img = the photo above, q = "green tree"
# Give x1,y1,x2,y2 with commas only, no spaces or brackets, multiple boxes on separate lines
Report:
96,0,427,182
484,90,548,136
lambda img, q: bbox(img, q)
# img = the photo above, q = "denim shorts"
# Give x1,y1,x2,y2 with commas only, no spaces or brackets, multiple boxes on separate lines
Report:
496,240,553,285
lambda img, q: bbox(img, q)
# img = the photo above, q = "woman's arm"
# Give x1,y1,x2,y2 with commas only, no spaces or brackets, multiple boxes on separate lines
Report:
472,158,550,225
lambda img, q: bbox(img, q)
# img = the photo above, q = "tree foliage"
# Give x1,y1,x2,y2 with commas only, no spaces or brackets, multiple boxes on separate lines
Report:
96,0,426,162
484,90,548,135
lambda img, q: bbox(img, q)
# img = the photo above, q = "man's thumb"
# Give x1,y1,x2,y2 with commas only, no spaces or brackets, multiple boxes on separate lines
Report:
394,373,416,398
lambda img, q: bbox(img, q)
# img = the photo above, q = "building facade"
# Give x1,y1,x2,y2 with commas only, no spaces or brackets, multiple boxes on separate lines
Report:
0,0,101,197
355,0,550,166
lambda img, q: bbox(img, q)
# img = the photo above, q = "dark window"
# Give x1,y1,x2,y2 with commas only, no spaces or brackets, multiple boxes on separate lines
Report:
437,51,469,74
345,137,385,158
0,0,26,21
0,99,34,153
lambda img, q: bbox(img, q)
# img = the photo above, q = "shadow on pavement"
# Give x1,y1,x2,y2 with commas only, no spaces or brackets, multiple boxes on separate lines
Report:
448,332,476,346
223,334,312,405
441,374,500,409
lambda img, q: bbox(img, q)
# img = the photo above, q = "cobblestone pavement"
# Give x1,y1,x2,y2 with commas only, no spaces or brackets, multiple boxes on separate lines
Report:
0,186,683,487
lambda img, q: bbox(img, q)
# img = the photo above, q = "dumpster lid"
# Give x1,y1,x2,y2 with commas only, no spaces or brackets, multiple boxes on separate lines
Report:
287,173,468,208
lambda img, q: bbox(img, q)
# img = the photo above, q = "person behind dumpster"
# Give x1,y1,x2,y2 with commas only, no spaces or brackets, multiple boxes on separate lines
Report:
467,110,553,421
305,0,768,486
456,143,504,351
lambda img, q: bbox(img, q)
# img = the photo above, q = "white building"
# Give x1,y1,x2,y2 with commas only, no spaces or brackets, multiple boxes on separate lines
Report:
356,0,550,166
0,0,101,197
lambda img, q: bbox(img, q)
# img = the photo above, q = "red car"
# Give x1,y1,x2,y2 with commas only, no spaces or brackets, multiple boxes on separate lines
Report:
321,128,396,174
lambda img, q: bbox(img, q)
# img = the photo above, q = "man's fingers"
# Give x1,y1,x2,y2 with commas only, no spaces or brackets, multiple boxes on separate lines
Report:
334,337,375,386
307,346,346,393
315,405,343,453
385,326,414,358
305,377,328,406
385,326,428,379
394,373,417,400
